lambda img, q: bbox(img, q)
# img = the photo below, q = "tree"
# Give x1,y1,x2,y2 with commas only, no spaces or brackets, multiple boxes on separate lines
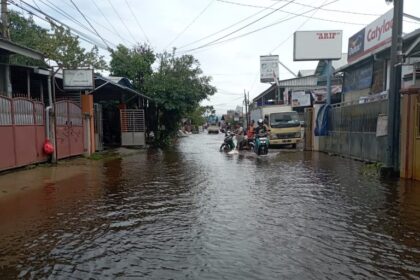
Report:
146,52,216,140
9,11,107,69
110,44,155,91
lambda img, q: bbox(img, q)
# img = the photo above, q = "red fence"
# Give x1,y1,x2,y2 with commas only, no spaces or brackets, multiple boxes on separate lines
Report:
0,96,47,171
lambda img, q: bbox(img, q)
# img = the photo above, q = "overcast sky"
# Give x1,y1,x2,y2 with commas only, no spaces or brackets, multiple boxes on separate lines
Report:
13,0,420,113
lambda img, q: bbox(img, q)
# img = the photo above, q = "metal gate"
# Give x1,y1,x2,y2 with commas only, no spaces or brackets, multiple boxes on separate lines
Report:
55,100,84,159
94,103,103,151
120,109,145,146
0,96,46,171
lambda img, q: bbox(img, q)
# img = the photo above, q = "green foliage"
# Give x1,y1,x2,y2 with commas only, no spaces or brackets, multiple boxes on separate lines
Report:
186,106,206,126
8,11,107,69
110,44,155,91
146,52,216,139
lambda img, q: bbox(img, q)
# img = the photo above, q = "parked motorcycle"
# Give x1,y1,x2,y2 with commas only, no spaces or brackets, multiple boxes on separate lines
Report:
254,133,269,155
220,131,235,152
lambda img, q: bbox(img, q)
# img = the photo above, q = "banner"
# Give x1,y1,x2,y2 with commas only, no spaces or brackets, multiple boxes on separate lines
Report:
291,91,311,107
260,55,279,83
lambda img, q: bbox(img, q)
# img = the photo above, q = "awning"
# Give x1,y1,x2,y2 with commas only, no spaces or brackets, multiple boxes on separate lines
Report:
0,38,44,60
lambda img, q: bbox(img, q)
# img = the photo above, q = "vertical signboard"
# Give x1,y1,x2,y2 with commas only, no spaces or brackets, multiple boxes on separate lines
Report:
260,55,279,83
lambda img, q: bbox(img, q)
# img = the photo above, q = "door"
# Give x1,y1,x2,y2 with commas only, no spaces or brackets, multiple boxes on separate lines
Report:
56,101,84,159
68,102,84,156
414,97,420,181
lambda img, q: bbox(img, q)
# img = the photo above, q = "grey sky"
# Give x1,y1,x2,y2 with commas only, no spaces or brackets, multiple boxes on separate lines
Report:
15,0,420,113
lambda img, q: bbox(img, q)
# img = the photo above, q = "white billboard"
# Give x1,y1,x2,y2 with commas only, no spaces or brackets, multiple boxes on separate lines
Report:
293,30,343,61
63,69,94,90
260,55,279,83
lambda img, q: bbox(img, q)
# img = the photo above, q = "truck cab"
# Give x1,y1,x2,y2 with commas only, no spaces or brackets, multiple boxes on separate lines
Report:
251,105,302,148
267,111,302,148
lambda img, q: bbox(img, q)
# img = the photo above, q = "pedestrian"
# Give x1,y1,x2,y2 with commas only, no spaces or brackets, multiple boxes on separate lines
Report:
235,123,244,150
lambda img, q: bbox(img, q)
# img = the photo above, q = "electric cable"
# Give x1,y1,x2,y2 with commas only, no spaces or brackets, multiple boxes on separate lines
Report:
177,0,338,55
105,0,138,44
216,0,366,26
176,0,281,50
165,0,215,50
90,0,135,46
69,0,111,50
123,0,151,45
177,0,296,53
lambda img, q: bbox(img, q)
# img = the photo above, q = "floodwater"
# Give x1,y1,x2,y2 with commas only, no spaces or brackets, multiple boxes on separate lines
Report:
0,133,420,279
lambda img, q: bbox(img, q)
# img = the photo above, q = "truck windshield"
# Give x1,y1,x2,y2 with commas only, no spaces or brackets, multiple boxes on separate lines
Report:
270,112,300,128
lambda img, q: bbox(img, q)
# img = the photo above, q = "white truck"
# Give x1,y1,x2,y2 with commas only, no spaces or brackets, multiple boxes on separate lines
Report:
250,105,302,148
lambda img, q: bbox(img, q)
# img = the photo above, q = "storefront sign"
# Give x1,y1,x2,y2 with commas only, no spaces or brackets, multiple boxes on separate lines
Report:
260,55,279,83
348,9,393,63
294,30,342,61
291,91,311,107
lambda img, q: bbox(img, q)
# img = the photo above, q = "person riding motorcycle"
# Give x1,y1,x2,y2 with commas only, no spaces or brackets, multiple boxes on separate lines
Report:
254,119,269,137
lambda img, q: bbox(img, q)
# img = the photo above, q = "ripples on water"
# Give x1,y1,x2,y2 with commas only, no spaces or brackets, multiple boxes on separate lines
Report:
0,133,420,279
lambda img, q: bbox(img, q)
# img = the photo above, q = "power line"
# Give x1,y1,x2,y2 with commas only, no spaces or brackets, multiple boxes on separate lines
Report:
269,0,381,16
178,0,338,55
177,0,296,53
123,0,150,45
69,0,111,50
165,0,215,50
105,0,138,44
9,0,110,50
36,0,116,48
270,0,330,53
176,0,281,50
90,0,135,46
216,0,366,26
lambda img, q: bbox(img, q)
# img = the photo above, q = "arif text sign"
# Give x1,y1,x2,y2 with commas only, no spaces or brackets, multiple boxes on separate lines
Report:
293,30,342,61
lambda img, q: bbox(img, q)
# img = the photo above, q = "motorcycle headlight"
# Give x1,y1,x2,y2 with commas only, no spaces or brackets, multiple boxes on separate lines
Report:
295,132,301,138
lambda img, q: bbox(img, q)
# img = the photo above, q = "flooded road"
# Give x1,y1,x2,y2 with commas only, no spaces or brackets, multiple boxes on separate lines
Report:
0,133,420,279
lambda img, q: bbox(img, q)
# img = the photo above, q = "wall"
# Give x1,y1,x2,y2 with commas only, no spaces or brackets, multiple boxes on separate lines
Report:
319,99,388,163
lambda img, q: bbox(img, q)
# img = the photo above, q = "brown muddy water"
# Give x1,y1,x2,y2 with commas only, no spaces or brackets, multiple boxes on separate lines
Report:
0,133,420,279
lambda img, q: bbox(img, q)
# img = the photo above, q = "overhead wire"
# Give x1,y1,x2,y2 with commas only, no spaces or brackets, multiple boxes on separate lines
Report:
34,0,116,48
69,0,111,50
177,0,338,55
215,0,366,26
176,0,281,50
9,0,110,50
123,0,151,45
270,0,332,53
165,0,215,50
90,0,136,46
105,0,138,44
177,0,297,53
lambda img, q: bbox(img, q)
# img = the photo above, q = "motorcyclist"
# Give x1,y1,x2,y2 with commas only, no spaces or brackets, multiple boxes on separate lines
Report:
254,119,269,137
234,123,245,150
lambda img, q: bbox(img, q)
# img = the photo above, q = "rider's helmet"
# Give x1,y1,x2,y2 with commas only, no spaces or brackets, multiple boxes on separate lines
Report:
257,119,264,126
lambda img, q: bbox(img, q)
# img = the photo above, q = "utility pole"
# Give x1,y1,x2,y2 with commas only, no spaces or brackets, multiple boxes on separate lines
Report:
1,0,9,39
244,89,248,128
386,0,404,174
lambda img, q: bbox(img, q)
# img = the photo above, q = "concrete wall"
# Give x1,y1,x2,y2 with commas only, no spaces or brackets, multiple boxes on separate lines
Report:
319,99,388,163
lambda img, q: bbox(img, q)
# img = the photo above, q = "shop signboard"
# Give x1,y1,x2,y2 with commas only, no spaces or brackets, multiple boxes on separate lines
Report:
291,91,311,107
343,62,373,93
293,30,342,61
348,9,393,63
63,69,94,90
260,55,279,83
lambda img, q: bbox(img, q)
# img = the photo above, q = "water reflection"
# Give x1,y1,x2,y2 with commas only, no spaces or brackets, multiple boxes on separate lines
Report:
0,134,419,279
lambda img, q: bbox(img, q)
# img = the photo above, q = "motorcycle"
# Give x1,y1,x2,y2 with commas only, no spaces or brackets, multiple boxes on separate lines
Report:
254,133,269,155
219,131,235,152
